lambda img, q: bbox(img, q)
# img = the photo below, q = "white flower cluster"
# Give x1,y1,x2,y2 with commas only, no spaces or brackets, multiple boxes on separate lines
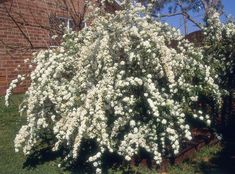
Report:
204,9,223,41
203,8,235,86
7,4,223,174
5,74,25,106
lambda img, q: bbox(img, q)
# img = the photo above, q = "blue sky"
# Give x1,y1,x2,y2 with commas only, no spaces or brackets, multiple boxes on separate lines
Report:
160,0,235,35
223,0,235,17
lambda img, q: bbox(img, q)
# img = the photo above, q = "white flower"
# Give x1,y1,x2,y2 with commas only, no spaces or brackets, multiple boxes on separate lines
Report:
96,168,102,174
174,149,179,154
147,74,152,79
206,120,211,125
125,155,131,161
120,61,125,65
130,120,136,127
190,96,198,101
93,162,98,167
161,119,167,124
96,152,101,158
142,41,151,48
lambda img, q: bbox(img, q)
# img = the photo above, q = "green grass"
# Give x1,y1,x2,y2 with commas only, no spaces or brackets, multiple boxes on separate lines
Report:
0,95,224,174
108,144,223,174
0,95,67,174
168,144,222,174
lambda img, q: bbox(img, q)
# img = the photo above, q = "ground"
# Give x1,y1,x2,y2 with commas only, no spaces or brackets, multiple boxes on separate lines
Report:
0,95,234,174
0,95,65,174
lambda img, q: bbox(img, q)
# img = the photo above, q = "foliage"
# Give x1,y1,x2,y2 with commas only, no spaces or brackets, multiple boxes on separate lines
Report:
203,9,235,89
5,2,227,174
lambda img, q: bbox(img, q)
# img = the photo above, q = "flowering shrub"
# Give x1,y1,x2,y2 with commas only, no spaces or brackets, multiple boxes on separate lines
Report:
203,9,235,88
6,3,223,174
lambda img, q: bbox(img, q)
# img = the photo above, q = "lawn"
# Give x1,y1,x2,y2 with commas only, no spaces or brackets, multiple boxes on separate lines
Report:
0,95,67,174
0,94,226,174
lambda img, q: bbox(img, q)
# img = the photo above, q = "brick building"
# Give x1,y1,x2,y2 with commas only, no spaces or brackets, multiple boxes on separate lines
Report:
0,1,208,96
0,0,120,95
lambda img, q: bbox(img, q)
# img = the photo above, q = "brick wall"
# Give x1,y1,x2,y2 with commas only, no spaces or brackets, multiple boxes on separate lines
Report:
0,0,119,96
185,30,204,47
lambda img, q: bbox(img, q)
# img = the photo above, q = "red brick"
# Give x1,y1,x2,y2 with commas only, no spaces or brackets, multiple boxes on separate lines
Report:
0,0,119,95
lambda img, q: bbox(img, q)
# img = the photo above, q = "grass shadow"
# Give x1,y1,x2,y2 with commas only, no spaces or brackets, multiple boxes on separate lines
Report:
197,128,235,174
22,146,63,169
197,142,235,174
